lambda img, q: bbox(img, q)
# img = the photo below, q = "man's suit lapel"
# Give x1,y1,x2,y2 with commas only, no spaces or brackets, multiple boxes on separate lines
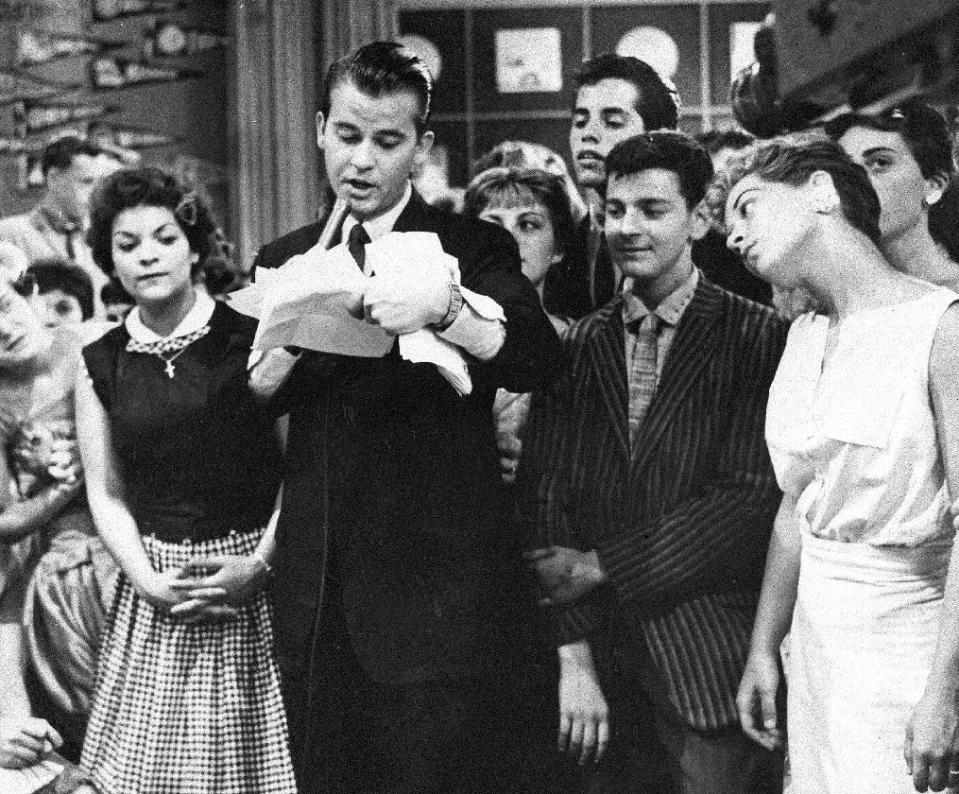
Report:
631,279,723,474
392,187,431,233
586,297,631,458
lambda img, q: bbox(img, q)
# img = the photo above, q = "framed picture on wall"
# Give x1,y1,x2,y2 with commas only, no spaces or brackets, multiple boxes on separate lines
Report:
592,5,701,109
495,28,562,93
473,7,582,114
398,10,467,115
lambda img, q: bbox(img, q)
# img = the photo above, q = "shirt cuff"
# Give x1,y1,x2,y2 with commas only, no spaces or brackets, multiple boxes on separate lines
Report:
437,287,506,362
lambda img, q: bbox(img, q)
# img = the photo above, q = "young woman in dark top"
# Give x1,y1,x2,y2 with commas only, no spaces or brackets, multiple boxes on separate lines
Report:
74,168,295,793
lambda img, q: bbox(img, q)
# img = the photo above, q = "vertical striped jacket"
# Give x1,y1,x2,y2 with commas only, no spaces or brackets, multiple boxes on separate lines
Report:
522,274,788,730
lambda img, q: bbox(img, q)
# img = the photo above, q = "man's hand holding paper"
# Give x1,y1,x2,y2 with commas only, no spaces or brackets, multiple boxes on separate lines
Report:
246,241,394,358
363,255,453,334
240,230,505,395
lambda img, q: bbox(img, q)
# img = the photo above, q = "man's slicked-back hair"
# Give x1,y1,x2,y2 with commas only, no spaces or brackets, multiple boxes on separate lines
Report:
575,54,679,131
605,131,714,208
322,41,434,136
41,135,104,177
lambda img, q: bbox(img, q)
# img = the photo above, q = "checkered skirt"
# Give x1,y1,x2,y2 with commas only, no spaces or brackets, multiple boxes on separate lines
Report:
80,529,297,793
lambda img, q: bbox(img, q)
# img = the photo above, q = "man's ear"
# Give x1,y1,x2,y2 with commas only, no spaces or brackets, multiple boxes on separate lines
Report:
689,200,711,241
45,166,64,192
411,130,434,175
315,112,326,150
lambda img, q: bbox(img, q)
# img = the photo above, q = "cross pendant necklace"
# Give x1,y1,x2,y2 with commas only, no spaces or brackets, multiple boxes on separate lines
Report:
158,346,189,378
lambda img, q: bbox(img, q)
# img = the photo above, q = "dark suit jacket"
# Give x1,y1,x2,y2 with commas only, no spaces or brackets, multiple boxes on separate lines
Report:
543,212,620,321
693,228,773,306
253,189,563,696
521,275,787,731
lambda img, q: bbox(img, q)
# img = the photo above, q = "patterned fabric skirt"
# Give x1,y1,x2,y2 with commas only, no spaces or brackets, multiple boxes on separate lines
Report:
23,525,118,747
80,529,297,794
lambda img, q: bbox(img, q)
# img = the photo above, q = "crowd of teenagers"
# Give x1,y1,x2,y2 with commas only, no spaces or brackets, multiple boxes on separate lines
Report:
1,37,959,794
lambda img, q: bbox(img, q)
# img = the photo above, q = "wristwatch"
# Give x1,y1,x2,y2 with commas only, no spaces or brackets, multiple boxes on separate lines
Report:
434,281,463,331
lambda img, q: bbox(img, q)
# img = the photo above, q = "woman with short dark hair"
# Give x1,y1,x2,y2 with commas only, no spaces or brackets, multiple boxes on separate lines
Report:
826,99,959,291
75,168,295,793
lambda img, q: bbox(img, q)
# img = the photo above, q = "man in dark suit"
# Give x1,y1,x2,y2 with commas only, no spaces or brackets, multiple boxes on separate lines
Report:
522,131,786,793
249,42,563,794
548,55,679,319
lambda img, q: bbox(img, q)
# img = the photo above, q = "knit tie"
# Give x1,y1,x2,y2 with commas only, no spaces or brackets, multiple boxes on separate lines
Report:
626,314,660,448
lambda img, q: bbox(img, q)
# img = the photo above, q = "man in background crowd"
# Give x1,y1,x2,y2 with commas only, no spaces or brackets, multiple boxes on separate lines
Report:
565,54,679,313
0,137,121,318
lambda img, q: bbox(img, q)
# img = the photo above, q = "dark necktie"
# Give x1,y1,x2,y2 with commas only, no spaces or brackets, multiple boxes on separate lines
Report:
347,223,370,272
40,209,77,261
63,228,77,260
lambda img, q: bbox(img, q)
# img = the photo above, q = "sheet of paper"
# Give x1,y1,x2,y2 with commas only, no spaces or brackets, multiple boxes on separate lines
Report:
399,329,472,396
249,243,394,356
365,231,450,276
225,282,262,319
461,286,506,321
237,231,483,392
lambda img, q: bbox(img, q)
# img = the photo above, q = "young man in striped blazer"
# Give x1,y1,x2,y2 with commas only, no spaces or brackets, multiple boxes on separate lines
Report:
523,131,787,793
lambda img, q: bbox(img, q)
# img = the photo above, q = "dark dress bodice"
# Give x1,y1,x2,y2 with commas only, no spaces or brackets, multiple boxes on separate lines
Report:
82,302,282,542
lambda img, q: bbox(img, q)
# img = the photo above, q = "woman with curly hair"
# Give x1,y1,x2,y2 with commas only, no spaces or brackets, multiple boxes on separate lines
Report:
75,168,295,793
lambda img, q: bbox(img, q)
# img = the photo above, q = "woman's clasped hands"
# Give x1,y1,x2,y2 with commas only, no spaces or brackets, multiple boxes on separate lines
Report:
138,553,270,623
0,716,62,769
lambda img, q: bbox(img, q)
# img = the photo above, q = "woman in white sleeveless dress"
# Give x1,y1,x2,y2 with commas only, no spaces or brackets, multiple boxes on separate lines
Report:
709,134,959,794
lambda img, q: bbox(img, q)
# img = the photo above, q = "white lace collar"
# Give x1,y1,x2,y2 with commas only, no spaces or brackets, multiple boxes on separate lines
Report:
125,289,216,344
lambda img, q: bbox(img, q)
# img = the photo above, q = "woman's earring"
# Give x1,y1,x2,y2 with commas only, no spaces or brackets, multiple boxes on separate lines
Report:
923,188,944,209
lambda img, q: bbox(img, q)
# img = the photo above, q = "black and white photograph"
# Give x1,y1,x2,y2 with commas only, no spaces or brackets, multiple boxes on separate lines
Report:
0,1,958,792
